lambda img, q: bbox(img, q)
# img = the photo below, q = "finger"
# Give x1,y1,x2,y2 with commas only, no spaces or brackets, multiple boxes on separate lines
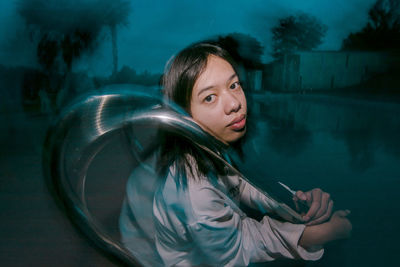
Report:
303,189,322,220
311,188,323,204
303,201,320,221
305,190,313,206
295,190,307,201
336,209,351,217
306,200,334,226
313,192,331,219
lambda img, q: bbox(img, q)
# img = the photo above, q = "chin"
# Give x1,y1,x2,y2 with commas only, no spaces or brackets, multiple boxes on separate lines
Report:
227,129,246,144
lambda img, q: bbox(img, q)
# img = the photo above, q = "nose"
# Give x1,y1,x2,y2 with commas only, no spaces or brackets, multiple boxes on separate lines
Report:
223,91,241,114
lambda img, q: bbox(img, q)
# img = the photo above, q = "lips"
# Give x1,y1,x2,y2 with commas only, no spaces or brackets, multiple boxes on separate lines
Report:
227,114,246,131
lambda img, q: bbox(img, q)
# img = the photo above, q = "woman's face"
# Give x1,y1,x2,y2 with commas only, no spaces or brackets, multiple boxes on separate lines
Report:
190,55,247,144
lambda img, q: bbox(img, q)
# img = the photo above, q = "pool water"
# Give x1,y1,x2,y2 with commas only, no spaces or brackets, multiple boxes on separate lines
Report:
239,93,400,267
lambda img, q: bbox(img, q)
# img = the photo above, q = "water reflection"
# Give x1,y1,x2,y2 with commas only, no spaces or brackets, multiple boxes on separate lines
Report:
241,93,400,266
251,94,400,172
266,118,312,158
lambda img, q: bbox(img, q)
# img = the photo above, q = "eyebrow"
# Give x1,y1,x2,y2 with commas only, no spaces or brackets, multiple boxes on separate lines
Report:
197,73,237,96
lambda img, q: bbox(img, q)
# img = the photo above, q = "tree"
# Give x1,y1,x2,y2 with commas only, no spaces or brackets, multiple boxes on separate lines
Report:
216,33,264,69
271,13,327,59
17,0,131,75
101,0,131,75
342,0,400,50
369,0,400,30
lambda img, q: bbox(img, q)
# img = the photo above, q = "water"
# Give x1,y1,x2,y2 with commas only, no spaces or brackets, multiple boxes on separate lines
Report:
240,93,400,266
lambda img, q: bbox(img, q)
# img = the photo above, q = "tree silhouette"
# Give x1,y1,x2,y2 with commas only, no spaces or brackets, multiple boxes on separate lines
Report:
216,33,264,69
101,0,131,75
271,13,327,59
17,0,131,75
342,0,400,51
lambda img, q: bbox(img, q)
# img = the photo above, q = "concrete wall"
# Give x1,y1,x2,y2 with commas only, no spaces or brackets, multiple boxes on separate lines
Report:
265,51,393,92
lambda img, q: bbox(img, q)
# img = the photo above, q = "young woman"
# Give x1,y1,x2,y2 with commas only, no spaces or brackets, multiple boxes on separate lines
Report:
123,42,352,266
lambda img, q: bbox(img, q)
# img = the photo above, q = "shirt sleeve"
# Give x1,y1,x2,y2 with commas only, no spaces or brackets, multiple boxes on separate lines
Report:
187,179,324,266
237,176,279,214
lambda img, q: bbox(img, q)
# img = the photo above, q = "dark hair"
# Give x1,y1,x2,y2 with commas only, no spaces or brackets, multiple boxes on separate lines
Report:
158,42,241,185
162,43,238,113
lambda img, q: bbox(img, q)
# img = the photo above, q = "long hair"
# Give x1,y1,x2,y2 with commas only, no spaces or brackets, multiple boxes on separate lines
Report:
158,42,242,186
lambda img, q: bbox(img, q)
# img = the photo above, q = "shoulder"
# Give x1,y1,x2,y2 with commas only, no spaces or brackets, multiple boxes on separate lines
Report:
158,163,227,215
159,161,215,204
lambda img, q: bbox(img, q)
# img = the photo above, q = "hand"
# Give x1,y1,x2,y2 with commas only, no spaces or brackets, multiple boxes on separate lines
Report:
329,210,352,239
294,188,334,226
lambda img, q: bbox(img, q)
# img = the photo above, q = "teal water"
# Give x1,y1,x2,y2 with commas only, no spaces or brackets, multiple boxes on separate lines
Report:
241,93,400,267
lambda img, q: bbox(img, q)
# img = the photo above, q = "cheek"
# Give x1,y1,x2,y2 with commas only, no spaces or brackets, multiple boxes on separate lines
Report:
190,105,206,125
191,106,222,133
241,93,247,110
195,111,215,129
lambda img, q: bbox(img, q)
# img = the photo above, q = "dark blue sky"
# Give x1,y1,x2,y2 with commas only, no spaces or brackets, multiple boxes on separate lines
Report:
0,0,376,75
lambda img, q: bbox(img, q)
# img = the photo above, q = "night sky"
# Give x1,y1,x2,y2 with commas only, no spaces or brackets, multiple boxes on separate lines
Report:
0,0,377,75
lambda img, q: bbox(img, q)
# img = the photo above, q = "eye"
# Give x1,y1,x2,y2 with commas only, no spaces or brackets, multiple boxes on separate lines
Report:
230,81,241,90
204,94,216,103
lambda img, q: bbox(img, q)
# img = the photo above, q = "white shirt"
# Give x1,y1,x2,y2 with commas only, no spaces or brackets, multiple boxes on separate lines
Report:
152,159,324,266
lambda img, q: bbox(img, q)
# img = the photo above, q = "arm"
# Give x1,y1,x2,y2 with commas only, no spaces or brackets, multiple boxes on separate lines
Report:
187,179,324,265
299,210,352,249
